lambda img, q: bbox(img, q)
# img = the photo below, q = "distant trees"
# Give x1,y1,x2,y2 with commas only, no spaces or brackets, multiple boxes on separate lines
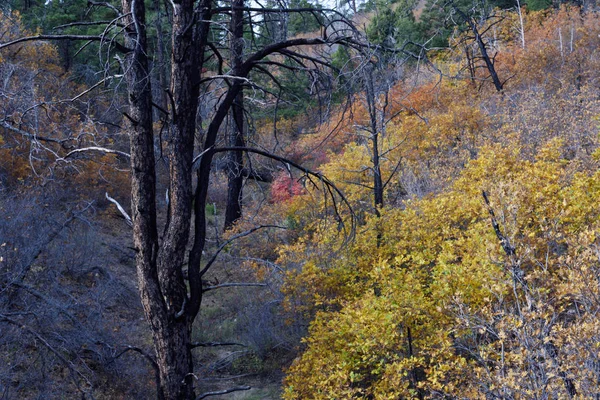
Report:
364,0,509,91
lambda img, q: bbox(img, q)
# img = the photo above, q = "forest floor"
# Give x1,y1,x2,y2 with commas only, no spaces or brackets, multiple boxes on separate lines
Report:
98,201,286,397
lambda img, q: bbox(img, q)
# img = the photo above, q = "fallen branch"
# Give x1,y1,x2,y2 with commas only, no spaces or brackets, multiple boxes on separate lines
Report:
196,386,251,399
203,282,267,292
189,341,246,349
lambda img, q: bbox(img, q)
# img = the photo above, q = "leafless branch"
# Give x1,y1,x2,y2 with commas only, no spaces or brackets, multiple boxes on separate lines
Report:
107,345,161,397
0,314,92,395
196,386,251,399
105,192,133,227
69,75,123,102
0,120,67,144
189,341,246,349
0,34,104,50
64,146,131,160
199,224,287,277
87,0,122,15
52,20,121,30
211,146,356,244
203,282,267,292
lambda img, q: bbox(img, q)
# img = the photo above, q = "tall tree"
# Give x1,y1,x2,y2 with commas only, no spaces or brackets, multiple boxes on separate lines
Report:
224,0,246,230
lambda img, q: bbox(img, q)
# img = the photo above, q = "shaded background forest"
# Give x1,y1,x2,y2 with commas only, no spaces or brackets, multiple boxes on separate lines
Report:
2,0,600,397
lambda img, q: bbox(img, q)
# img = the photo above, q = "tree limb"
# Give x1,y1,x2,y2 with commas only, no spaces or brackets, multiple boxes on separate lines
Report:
199,224,286,277
211,146,355,243
196,386,251,399
64,146,131,160
203,282,267,292
0,34,103,50
105,192,133,227
189,341,246,349
0,33,130,53
0,121,66,144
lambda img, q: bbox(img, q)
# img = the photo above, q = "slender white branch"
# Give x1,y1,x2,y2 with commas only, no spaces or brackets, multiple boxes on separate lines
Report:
64,146,131,159
192,146,214,169
69,75,123,102
105,192,133,227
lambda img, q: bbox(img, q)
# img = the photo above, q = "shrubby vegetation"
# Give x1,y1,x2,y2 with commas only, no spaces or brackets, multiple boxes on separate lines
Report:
274,5,600,398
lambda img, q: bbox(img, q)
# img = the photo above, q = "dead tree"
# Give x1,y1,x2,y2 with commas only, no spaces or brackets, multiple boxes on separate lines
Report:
224,0,246,230
448,1,505,92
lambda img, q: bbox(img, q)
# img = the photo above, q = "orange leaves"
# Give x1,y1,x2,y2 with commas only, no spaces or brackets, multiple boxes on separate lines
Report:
497,6,600,91
0,12,62,72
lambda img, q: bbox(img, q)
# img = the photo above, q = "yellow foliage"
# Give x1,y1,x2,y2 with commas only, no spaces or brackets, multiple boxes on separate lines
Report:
282,137,600,398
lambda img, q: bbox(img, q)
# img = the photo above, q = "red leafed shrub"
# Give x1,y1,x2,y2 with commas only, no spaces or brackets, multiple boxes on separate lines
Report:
271,171,305,202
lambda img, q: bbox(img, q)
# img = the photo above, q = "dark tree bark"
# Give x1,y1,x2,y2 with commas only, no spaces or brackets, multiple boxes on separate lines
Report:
121,0,210,396
224,0,246,230
119,0,168,397
153,0,169,112
363,64,384,213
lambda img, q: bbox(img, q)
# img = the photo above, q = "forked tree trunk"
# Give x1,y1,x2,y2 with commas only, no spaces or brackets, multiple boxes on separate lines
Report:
121,0,204,396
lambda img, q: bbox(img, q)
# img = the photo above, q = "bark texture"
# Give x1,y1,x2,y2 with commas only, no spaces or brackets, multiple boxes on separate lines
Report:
224,0,246,230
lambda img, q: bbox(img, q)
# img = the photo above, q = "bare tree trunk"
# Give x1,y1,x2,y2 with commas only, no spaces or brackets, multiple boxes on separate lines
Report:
364,65,384,213
122,0,205,395
120,0,174,398
224,0,246,230
471,19,503,92
154,0,169,112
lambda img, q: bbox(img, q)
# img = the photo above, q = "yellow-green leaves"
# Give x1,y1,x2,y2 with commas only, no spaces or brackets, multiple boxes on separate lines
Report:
282,136,600,398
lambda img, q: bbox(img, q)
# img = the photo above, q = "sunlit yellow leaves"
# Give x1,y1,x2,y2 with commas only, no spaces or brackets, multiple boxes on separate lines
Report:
281,133,600,397
273,7,600,398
